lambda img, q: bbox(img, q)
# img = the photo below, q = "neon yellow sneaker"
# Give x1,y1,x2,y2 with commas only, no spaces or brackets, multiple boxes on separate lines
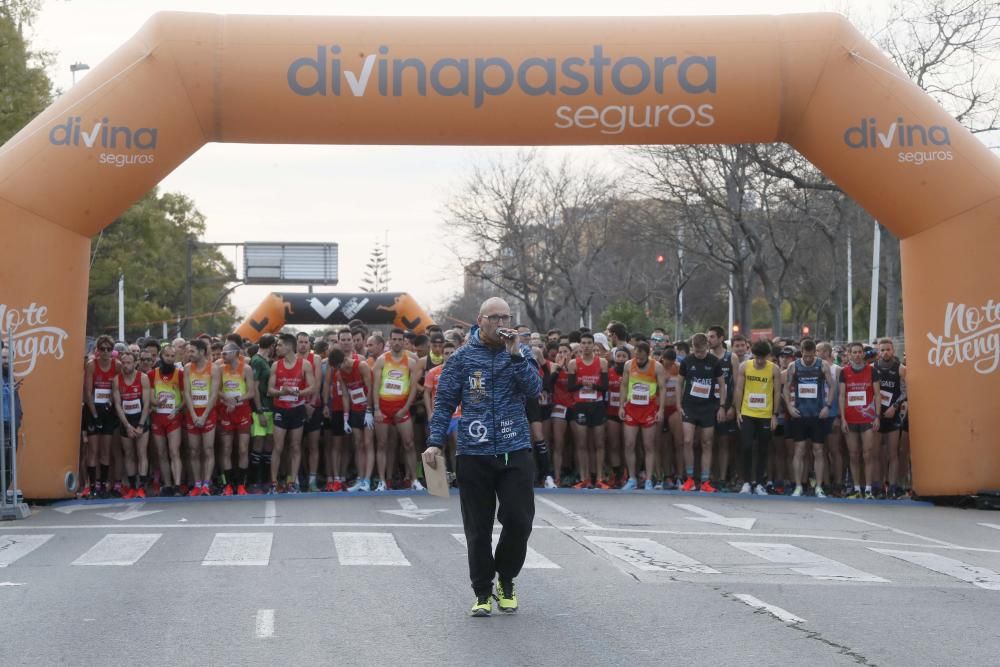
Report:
494,580,518,613
470,594,492,617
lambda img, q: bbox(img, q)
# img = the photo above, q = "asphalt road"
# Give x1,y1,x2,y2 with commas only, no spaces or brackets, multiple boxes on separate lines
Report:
1,490,999,666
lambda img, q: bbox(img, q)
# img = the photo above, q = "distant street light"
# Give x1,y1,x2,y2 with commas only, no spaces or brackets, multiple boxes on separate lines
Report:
70,62,90,85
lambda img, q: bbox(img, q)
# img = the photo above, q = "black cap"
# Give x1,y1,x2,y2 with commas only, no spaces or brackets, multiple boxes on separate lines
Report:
780,346,796,356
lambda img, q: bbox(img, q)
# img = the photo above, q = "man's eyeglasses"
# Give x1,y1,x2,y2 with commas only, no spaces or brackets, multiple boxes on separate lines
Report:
484,314,512,324
98,346,112,352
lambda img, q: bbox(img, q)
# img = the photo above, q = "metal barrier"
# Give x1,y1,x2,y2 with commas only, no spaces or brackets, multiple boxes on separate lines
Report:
1,325,29,520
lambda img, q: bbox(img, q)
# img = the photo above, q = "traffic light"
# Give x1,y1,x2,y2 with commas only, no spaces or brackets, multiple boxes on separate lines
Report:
732,323,741,334
656,254,666,264
801,324,811,337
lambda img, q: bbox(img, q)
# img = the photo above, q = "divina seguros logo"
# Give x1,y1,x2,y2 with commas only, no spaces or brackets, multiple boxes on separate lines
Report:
287,45,718,135
48,116,158,168
843,117,952,165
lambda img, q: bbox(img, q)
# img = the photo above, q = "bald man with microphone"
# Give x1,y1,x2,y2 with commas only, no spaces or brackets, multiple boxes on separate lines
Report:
423,297,542,617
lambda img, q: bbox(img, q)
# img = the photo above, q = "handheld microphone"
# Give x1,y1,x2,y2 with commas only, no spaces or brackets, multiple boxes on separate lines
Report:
497,328,518,341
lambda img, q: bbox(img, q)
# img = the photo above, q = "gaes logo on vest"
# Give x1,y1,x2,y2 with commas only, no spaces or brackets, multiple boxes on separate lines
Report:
843,117,952,166
287,45,718,136
48,116,158,168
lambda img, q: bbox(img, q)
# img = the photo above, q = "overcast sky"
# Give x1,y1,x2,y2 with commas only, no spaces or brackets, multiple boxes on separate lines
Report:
32,0,876,320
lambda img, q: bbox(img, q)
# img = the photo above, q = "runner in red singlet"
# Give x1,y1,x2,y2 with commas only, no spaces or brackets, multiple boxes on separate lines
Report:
113,350,150,499
268,333,315,494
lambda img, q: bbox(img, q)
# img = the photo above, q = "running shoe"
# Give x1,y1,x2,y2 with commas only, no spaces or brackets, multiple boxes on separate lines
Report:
815,486,827,499
412,479,425,491
596,479,611,490
236,484,248,496
188,486,202,497
699,480,718,493
151,479,161,496
81,485,93,499
791,485,804,497
200,485,213,496
179,484,190,496
470,594,493,617
754,483,768,496
121,486,136,500
287,483,301,494
266,484,279,495
846,488,862,499
653,481,664,491
739,482,752,494
543,476,557,489
494,580,518,613
645,479,655,491
622,477,638,491
346,478,366,492
332,480,346,492
572,481,588,489
308,480,320,493
681,477,696,492
375,480,387,492
864,489,875,500
324,481,335,492
222,484,234,497
135,487,146,499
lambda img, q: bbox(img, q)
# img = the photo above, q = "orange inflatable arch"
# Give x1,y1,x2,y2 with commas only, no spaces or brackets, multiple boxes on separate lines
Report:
0,13,997,498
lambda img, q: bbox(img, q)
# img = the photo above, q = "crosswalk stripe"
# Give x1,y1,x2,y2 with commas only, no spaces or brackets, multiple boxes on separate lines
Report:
203,533,273,566
0,534,53,567
333,532,410,566
870,548,1000,591
585,536,720,573
728,542,888,582
451,534,561,569
73,534,161,566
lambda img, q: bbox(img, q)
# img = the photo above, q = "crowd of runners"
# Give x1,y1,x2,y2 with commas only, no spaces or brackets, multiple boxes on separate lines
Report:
78,319,910,501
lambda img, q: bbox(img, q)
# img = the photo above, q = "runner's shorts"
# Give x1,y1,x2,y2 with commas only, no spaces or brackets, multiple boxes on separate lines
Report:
120,412,149,437
879,414,902,433
682,405,717,429
624,402,658,428
716,416,738,435
251,410,274,437
220,402,253,433
573,401,606,427
379,399,411,425
790,416,828,442
184,407,217,435
329,411,363,436
87,404,118,436
303,403,324,434
151,412,182,437
525,396,543,423
273,404,306,430
846,421,873,434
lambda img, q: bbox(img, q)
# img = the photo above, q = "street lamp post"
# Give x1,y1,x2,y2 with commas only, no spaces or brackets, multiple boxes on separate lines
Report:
70,62,90,85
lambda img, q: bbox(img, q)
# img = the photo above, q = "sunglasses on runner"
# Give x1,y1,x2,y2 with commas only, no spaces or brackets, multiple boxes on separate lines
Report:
484,314,512,324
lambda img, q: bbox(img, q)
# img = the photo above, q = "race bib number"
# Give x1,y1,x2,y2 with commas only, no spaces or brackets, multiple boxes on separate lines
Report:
579,388,599,401
278,386,300,405
630,384,651,406
689,379,712,400
123,398,142,415
156,392,176,414
382,379,404,396
748,393,768,409
880,389,893,408
191,389,209,408
847,390,867,407
552,405,567,420
94,388,111,404
223,380,242,399
349,386,367,406
797,383,818,400
608,391,620,408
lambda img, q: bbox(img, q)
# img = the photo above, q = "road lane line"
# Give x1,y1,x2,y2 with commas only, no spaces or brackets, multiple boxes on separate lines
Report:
729,542,888,582
585,536,719,573
203,533,273,566
333,532,410,566
0,534,53,567
978,523,1000,532
73,534,161,566
263,501,277,526
452,533,560,569
870,548,1000,591
733,594,806,624
536,496,601,529
816,508,958,547
255,609,275,638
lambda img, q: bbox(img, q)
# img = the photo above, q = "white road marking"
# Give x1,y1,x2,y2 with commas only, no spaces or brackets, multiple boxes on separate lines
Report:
333,532,410,566
52,503,130,515
536,496,601,529
816,508,959,547
0,581,26,587
399,498,418,511
73,533,161,566
203,533,273,566
0,534,53,567
728,542,888,582
585,536,719,573
733,594,806,624
255,609,275,638
380,497,447,520
263,501,277,526
979,523,1000,532
870,548,1000,591
674,503,756,530
452,533,560,569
